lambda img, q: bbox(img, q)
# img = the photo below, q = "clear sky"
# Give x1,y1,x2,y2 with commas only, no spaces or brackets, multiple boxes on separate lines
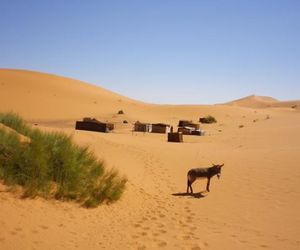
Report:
1,0,299,104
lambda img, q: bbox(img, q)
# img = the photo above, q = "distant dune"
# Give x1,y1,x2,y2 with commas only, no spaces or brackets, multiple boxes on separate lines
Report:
226,94,300,109
1,68,300,250
1,69,299,122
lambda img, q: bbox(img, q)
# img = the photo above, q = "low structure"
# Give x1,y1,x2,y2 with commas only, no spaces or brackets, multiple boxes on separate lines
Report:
177,121,204,136
178,120,200,130
151,123,171,134
76,117,114,133
178,127,204,136
134,121,152,132
168,132,183,143
178,127,194,135
191,130,204,136
178,120,193,127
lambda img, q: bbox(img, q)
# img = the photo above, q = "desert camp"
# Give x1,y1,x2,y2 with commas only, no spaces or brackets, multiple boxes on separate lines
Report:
0,69,299,250
1,1,299,249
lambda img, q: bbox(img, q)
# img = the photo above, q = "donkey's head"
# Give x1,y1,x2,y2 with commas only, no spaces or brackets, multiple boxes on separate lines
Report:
212,163,224,179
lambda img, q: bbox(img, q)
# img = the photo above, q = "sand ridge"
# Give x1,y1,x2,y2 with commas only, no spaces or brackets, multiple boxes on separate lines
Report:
0,69,300,249
226,94,300,109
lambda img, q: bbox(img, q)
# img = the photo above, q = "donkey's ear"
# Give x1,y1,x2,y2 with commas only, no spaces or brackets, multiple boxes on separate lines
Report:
220,163,224,167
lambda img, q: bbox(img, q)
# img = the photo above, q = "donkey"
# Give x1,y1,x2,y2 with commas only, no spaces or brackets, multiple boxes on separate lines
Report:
187,164,224,193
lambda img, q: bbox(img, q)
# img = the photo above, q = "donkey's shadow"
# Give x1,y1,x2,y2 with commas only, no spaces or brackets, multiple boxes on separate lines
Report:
172,191,207,199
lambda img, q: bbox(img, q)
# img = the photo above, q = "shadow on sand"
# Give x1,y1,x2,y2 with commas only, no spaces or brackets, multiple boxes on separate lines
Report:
172,191,207,199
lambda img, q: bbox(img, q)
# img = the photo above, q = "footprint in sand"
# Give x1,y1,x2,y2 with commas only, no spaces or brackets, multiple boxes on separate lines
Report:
178,220,188,228
142,216,148,221
186,215,193,223
156,223,164,228
14,227,22,232
140,231,148,236
191,246,201,250
182,234,191,240
158,229,167,234
184,206,191,213
157,240,167,247
152,232,160,237
39,225,49,230
158,213,166,218
260,244,269,248
239,239,248,244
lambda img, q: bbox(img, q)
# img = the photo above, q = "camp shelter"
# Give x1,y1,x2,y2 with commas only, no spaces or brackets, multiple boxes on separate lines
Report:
178,127,193,135
168,132,183,143
191,130,205,136
75,118,114,133
151,123,171,134
134,121,152,132
178,126,204,136
178,120,192,127
178,120,200,130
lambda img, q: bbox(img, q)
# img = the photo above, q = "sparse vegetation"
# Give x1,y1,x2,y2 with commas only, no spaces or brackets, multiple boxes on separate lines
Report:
239,125,244,128
118,110,124,114
0,112,126,207
199,115,217,124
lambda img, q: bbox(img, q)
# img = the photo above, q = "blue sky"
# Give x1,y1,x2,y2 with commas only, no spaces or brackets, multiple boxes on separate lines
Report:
1,0,299,104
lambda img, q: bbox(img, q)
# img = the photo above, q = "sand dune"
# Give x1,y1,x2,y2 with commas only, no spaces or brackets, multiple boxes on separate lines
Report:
0,69,149,121
226,94,300,110
0,69,300,250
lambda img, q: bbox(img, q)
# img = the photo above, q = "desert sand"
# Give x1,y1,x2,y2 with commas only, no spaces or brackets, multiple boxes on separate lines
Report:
0,69,299,250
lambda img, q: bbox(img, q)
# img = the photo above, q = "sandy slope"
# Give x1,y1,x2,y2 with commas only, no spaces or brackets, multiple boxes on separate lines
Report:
0,69,300,250
226,94,300,109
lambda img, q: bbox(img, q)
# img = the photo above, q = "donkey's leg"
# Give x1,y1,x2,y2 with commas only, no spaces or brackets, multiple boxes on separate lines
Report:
189,176,196,194
187,179,190,193
206,178,211,192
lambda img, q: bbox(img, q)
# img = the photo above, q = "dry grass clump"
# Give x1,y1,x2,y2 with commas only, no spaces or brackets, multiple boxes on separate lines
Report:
0,112,126,207
199,115,217,124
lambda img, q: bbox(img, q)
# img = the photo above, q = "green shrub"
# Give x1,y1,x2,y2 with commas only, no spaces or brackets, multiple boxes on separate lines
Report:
199,115,217,124
0,112,31,136
0,112,126,207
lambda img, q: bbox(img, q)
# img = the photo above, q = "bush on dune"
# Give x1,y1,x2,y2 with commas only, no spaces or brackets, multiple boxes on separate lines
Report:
199,115,217,124
0,112,126,207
